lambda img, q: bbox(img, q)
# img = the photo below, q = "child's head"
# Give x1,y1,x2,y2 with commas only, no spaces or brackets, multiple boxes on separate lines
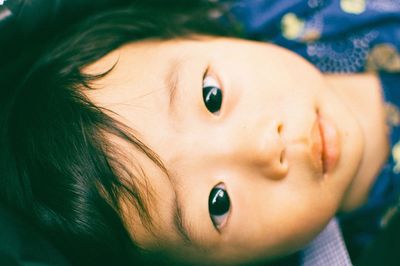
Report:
84,36,364,265
1,2,365,265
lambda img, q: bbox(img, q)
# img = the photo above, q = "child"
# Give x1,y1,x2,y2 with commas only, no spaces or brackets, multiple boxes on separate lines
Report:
1,1,399,265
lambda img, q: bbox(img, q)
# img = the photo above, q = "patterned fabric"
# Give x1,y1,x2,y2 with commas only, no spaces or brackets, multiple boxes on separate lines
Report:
229,0,400,73
300,218,352,266
224,0,400,264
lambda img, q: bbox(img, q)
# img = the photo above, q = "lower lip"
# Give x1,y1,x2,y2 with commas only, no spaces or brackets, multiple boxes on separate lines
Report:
318,114,340,174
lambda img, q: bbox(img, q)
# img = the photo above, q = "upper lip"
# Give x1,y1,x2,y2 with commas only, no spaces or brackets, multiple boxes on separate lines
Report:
310,113,324,173
316,111,340,174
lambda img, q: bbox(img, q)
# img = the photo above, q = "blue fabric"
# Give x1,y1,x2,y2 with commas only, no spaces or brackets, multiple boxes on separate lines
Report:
226,0,400,262
230,0,400,73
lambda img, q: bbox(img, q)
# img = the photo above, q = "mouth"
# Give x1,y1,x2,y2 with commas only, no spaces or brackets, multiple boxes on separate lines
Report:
311,112,340,175
315,111,340,174
310,116,324,173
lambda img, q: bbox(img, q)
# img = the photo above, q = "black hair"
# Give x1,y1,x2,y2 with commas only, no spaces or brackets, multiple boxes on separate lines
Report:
0,1,240,265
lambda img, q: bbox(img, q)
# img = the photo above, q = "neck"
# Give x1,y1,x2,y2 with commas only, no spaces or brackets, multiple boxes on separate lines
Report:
324,73,390,212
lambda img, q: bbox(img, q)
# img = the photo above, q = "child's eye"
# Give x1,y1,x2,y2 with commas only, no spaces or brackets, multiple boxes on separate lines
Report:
202,75,222,114
208,184,230,229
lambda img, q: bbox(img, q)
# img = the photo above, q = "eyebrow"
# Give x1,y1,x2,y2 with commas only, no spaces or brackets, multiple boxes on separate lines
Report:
172,194,194,246
165,58,183,115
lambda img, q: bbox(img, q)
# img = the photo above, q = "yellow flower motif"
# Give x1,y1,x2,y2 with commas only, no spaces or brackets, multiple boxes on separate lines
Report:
281,13,305,40
340,0,366,14
366,44,400,72
385,103,400,127
301,29,321,42
392,141,400,174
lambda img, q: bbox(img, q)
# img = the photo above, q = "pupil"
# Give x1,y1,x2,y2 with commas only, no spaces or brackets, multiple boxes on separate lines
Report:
203,86,222,113
209,188,230,216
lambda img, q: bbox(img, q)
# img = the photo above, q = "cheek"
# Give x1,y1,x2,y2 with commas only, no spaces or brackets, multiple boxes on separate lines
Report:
264,199,334,259
225,175,336,259
267,180,338,252
280,194,334,241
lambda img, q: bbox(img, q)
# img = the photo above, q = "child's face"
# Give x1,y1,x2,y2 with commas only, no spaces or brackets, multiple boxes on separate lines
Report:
84,36,364,264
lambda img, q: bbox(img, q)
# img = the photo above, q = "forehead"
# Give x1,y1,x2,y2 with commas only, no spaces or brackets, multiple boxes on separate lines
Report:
82,37,211,246
83,38,201,131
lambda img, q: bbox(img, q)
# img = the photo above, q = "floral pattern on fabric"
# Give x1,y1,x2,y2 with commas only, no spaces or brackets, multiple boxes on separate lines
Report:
230,0,400,73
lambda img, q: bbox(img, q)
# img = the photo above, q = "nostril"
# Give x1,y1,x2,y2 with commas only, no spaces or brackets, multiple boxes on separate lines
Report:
277,124,283,135
280,149,285,164
277,148,289,178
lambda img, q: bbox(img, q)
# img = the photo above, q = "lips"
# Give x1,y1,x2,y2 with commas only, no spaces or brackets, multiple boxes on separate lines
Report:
318,113,340,174
310,111,340,174
310,117,324,172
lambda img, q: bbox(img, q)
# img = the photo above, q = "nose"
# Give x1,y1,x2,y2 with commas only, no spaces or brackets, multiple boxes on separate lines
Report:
232,120,288,179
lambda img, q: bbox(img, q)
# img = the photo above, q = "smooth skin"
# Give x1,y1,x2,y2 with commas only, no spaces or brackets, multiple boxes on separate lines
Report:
83,36,388,265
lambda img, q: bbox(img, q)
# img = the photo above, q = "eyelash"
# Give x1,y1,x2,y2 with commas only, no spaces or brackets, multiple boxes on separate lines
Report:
209,183,231,231
202,68,223,115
